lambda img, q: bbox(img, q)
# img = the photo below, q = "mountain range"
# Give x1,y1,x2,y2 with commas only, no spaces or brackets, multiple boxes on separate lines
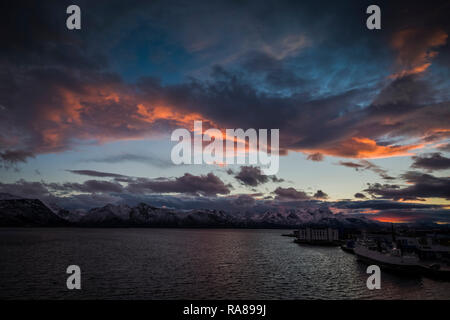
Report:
0,193,381,228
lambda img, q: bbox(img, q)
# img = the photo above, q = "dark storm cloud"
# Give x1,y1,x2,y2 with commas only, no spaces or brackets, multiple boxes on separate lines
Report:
274,187,311,200
234,166,283,186
0,1,169,159
67,170,128,178
68,171,232,196
357,74,450,148
241,52,308,90
0,170,231,200
354,193,367,199
364,171,450,201
0,0,449,164
126,173,230,196
411,153,450,171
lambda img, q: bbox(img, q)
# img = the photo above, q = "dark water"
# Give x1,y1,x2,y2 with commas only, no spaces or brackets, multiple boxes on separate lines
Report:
1,228,450,300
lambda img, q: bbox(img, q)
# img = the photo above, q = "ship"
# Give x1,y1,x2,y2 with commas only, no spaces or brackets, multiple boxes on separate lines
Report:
354,241,421,274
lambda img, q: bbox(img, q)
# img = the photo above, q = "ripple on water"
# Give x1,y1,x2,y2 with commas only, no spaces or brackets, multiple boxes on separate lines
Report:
1,228,450,299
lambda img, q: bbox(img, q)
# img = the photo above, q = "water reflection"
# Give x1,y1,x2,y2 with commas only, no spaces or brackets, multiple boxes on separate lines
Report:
0,228,449,300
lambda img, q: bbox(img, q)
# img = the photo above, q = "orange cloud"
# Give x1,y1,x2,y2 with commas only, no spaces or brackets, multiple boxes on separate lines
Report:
370,216,413,224
306,137,423,159
360,209,380,214
390,28,447,78
28,82,218,154
389,63,431,79
135,104,206,128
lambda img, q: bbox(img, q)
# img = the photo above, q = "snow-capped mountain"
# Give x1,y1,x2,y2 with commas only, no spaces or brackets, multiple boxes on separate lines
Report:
68,202,380,228
241,207,379,228
76,203,241,227
0,196,380,228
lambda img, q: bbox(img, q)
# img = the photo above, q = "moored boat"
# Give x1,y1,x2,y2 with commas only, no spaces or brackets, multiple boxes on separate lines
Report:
354,242,421,274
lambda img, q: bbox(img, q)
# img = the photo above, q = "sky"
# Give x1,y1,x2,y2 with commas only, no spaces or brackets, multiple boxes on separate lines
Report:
0,0,449,224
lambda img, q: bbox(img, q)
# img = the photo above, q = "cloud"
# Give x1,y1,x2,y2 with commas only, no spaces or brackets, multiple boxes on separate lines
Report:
2,176,449,225
331,198,450,224
0,150,35,169
232,194,256,207
363,209,450,224
2,169,233,198
0,179,51,199
364,171,450,201
437,143,450,152
313,190,328,199
83,153,176,168
1,0,449,169
234,166,269,186
234,165,283,186
306,153,324,162
67,170,128,178
0,45,442,164
312,137,421,159
411,153,450,171
338,160,395,180
333,199,442,210
50,180,125,194
274,187,311,200
55,193,124,210
339,161,365,170
390,28,447,78
0,149,34,163
354,193,367,199
126,173,230,196
241,52,308,90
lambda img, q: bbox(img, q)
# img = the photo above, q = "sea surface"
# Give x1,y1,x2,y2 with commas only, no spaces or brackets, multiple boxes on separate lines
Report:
1,228,450,300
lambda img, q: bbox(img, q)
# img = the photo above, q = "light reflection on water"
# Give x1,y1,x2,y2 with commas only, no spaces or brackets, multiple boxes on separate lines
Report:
0,228,449,300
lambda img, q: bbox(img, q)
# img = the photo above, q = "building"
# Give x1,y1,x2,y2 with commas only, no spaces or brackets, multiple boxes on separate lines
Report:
296,227,339,244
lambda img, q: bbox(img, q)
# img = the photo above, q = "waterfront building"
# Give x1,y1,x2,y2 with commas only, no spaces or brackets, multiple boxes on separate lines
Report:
296,227,339,244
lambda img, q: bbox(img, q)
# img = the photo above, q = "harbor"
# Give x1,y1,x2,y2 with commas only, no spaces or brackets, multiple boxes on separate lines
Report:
286,226,450,280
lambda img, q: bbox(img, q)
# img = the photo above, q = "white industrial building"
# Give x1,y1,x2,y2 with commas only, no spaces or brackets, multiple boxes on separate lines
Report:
297,228,339,242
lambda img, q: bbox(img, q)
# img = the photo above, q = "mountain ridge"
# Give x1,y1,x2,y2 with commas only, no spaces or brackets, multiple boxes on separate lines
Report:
0,195,382,229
